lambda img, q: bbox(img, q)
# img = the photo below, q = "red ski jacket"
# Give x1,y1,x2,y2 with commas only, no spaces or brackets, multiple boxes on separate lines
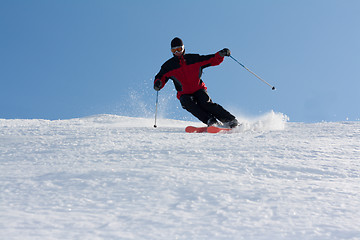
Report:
154,52,224,99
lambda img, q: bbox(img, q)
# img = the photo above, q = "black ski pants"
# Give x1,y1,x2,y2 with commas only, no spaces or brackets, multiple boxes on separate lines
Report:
179,89,235,124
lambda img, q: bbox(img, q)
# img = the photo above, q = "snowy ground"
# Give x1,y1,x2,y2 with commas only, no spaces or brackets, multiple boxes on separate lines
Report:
1,112,359,240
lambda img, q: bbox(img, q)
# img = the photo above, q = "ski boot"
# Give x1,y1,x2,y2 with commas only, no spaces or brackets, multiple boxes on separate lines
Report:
224,119,239,128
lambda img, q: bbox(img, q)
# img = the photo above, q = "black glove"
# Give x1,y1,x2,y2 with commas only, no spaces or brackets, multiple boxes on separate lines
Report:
154,79,162,91
219,48,231,57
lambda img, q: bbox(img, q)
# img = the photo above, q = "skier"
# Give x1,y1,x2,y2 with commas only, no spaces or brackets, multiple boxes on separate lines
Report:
154,37,239,128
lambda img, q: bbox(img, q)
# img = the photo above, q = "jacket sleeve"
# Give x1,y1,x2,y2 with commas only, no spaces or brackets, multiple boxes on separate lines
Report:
198,52,224,68
154,65,169,90
212,52,225,66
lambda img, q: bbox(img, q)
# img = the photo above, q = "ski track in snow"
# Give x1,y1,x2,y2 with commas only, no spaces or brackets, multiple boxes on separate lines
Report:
0,112,360,240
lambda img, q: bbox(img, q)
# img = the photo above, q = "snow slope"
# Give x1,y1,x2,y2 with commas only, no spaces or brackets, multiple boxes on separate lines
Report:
1,112,359,240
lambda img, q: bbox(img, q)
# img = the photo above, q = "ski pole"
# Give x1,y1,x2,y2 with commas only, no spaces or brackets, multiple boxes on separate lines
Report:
154,91,159,128
229,55,276,90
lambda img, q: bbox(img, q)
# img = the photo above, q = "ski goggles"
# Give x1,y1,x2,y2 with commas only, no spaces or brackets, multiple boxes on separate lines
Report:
171,45,184,53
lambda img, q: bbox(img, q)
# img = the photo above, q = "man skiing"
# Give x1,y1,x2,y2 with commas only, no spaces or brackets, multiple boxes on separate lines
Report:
154,37,239,128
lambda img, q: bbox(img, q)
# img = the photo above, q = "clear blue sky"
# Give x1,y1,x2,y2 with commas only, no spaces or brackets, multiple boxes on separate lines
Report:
1,0,359,122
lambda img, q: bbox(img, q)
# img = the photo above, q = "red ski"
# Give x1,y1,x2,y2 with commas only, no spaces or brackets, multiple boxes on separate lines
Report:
207,126,232,133
185,126,232,133
185,126,208,133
